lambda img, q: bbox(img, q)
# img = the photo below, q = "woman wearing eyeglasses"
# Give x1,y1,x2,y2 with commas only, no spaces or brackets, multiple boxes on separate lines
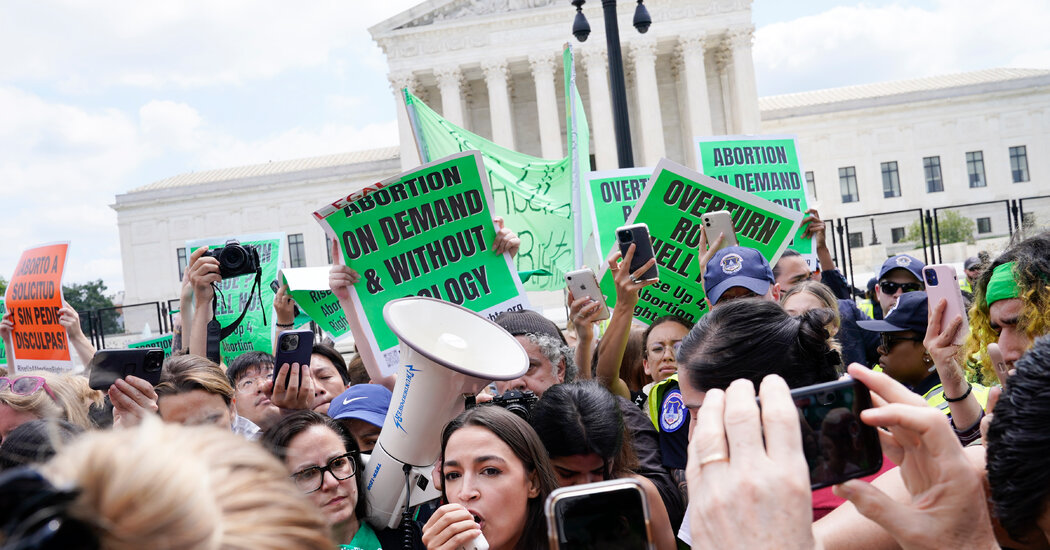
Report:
0,372,92,441
857,291,990,444
262,410,380,550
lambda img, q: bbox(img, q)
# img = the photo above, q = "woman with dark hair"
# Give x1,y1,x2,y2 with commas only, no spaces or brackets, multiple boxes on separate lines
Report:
422,406,558,550
262,410,377,549
530,381,677,550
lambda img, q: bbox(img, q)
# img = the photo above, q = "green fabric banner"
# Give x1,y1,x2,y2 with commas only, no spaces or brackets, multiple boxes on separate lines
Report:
313,152,529,376
598,159,803,324
129,334,173,357
585,167,653,264
695,136,815,269
405,45,590,290
279,267,351,339
188,233,283,364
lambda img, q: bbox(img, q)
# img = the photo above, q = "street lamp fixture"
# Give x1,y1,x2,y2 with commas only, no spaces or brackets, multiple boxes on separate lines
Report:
570,0,652,168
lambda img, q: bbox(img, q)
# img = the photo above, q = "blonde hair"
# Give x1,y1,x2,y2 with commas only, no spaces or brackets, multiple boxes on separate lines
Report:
42,418,332,550
155,355,234,406
780,280,842,333
0,371,93,430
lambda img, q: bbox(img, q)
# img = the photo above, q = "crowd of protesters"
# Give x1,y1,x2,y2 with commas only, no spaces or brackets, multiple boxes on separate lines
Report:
1,208,1049,550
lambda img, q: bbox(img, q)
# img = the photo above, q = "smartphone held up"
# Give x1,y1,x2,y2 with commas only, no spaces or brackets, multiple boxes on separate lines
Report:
565,268,610,321
923,265,969,346
546,478,655,550
616,223,659,282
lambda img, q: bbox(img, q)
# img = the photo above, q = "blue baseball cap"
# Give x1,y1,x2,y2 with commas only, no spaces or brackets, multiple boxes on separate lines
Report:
857,291,928,333
877,254,925,282
703,246,775,305
326,384,392,428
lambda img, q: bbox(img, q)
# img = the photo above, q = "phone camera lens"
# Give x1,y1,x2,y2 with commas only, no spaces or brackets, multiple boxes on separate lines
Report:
282,335,298,351
820,392,836,406
924,269,938,286
618,230,632,242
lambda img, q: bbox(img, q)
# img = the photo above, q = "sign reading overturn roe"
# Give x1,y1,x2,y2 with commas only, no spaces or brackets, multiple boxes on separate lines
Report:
314,151,528,375
599,159,802,324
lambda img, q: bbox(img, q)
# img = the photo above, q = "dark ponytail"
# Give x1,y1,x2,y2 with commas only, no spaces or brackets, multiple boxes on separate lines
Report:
678,298,840,392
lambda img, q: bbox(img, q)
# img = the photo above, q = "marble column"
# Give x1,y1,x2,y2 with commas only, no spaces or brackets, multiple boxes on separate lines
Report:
434,65,466,127
580,47,616,169
715,46,735,134
389,72,421,169
629,38,665,166
729,26,761,134
676,33,713,166
529,53,563,159
482,58,516,149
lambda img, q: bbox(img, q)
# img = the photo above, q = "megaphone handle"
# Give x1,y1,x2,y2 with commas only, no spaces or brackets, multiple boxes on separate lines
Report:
459,533,488,550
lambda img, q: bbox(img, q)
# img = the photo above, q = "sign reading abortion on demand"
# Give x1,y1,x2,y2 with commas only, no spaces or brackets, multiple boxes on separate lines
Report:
5,243,72,373
598,159,802,325
585,167,653,263
695,135,816,269
279,266,351,340
314,151,529,376
188,233,284,364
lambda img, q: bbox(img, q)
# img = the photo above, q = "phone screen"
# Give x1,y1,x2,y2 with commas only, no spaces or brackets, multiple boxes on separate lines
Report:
793,379,883,490
552,484,650,549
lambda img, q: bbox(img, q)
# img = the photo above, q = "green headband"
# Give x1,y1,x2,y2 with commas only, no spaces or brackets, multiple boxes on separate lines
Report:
985,261,1020,306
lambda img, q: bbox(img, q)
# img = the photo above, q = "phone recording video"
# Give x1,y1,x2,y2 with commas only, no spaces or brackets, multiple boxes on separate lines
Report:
790,378,883,490
545,479,654,550
88,349,165,391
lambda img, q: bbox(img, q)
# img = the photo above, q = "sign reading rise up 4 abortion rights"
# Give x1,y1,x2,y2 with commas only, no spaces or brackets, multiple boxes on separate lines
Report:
5,243,73,373
279,266,351,340
598,159,802,324
314,151,529,375
188,233,283,364
695,136,815,269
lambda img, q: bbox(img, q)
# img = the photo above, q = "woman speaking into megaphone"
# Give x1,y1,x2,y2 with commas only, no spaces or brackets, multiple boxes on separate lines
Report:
422,406,559,550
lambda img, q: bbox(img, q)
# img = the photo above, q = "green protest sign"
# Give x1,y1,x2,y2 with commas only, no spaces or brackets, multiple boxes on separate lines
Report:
129,334,174,357
313,151,529,375
188,233,283,364
0,298,6,366
598,158,803,324
585,167,653,264
695,135,815,269
279,267,350,339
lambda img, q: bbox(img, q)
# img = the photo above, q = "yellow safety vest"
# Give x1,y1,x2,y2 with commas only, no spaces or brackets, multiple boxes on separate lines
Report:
647,373,679,429
857,299,874,319
959,278,973,294
923,383,991,415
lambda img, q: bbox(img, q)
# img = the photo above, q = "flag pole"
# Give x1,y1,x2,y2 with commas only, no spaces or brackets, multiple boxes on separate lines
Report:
567,44,584,270
402,88,430,164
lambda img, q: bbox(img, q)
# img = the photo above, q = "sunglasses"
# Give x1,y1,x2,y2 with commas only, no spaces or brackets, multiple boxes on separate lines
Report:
880,334,924,350
0,376,57,400
878,281,923,294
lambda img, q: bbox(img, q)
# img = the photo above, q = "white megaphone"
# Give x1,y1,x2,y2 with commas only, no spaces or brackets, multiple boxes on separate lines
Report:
364,297,528,530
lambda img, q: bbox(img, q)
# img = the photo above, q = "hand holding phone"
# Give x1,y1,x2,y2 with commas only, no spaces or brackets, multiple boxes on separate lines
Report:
273,329,313,387
616,224,658,282
701,210,739,251
88,349,165,391
566,268,610,322
923,265,969,347
546,479,654,550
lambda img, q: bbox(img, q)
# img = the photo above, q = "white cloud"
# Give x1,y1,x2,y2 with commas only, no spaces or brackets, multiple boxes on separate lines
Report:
139,100,203,150
754,0,1050,95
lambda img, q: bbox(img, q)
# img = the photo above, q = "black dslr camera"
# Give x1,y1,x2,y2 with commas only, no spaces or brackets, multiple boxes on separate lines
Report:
202,239,260,279
465,389,538,421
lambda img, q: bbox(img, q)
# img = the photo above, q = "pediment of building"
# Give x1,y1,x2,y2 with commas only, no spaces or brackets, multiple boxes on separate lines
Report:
373,0,558,35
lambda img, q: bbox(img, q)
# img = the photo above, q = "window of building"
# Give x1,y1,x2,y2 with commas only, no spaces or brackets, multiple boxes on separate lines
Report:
977,217,992,234
839,166,859,203
923,156,943,193
881,161,901,198
289,234,306,268
805,171,816,201
176,248,188,280
966,151,986,188
847,231,864,249
891,227,906,243
1009,145,1029,183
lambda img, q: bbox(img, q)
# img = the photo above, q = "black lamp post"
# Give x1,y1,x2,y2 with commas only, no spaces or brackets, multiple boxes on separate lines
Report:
869,218,880,246
571,0,651,169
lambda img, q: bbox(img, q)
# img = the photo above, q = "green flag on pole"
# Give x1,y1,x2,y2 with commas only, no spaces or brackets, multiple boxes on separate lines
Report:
403,45,591,290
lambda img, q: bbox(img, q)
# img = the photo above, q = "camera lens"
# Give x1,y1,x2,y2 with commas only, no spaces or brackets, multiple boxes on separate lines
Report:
924,268,938,286
820,392,836,406
503,403,530,422
618,230,632,243
282,335,298,351
221,245,246,271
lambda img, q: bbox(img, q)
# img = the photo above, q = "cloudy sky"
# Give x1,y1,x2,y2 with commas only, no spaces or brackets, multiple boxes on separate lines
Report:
3,0,1047,297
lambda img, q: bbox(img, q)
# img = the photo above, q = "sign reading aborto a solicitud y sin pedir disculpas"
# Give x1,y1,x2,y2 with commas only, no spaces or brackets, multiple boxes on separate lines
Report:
312,151,529,377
